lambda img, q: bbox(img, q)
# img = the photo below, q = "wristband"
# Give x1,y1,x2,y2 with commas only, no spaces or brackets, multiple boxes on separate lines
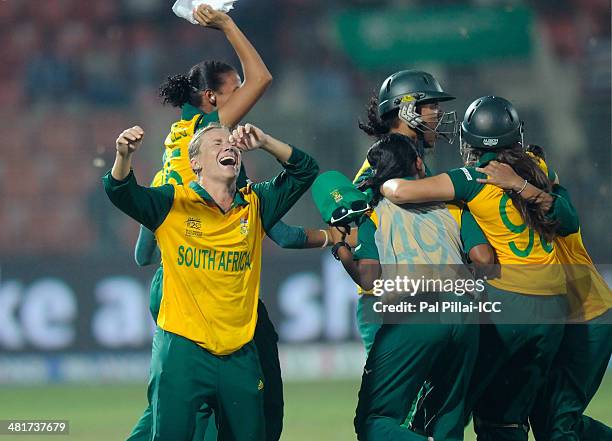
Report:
331,242,350,261
515,179,528,195
320,229,329,248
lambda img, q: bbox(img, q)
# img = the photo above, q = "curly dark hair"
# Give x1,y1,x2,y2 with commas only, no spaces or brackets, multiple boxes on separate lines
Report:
159,60,236,108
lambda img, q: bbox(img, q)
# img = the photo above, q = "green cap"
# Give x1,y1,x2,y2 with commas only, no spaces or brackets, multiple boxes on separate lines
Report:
311,171,370,226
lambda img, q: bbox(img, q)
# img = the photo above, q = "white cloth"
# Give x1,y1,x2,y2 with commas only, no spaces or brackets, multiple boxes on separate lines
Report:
172,0,237,24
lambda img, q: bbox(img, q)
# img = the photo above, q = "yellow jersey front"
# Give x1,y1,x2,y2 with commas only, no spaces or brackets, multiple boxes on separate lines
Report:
155,183,264,355
102,147,319,356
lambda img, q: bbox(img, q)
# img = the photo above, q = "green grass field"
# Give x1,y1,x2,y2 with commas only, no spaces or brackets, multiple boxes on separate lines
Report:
2,374,611,440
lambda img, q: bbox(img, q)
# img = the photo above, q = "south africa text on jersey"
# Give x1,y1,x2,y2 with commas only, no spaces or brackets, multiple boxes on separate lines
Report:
177,245,252,272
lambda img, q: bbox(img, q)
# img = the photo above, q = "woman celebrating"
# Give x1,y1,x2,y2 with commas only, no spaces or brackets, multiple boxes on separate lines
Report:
381,96,579,440
327,133,479,441
129,6,317,441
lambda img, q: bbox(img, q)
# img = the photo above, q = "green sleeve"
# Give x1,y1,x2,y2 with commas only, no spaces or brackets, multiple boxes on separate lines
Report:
251,147,319,232
195,110,220,129
266,220,307,249
549,184,580,236
353,215,379,261
446,167,486,202
460,208,489,257
102,170,175,232
237,163,249,188
134,225,161,267
238,163,307,247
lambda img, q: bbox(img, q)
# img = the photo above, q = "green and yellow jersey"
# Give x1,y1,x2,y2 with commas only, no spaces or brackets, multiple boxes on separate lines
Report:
446,153,579,295
151,170,164,187
104,147,318,355
161,104,220,186
528,156,610,320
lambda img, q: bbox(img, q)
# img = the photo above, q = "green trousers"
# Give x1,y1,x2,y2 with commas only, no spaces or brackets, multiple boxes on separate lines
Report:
469,286,568,441
356,294,432,434
354,308,479,441
148,328,265,441
530,309,612,441
128,279,283,441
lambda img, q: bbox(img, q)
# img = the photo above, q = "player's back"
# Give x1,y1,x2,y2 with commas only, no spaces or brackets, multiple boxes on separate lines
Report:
374,198,463,266
162,106,220,186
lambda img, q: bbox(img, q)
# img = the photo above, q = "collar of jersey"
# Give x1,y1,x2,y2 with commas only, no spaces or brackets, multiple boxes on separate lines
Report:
189,181,249,209
181,103,204,121
477,152,498,166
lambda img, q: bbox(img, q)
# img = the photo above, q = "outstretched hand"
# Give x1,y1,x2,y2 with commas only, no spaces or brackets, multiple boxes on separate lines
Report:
115,126,144,157
229,124,269,152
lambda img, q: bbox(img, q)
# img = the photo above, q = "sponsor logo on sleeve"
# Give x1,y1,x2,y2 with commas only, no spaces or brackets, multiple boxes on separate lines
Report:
460,168,473,181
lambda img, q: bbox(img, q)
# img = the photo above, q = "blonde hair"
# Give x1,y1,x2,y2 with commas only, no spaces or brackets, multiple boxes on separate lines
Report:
187,122,229,161
188,122,230,176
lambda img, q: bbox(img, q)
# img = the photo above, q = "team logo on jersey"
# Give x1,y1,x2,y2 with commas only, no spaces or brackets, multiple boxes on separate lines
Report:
258,379,264,391
240,217,249,236
185,217,203,238
331,190,343,203
483,138,499,146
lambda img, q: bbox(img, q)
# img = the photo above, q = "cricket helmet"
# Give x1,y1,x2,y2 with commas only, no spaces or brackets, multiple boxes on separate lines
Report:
377,70,455,117
460,96,524,150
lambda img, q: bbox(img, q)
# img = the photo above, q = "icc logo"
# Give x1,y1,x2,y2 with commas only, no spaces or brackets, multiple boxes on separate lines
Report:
185,217,203,238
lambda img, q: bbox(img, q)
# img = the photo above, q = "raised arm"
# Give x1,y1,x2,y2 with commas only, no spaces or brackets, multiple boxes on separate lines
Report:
103,126,174,232
381,174,456,205
229,124,318,232
193,5,272,127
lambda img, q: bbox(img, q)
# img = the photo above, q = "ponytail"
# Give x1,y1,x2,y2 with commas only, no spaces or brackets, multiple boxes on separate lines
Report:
358,95,394,137
159,74,199,108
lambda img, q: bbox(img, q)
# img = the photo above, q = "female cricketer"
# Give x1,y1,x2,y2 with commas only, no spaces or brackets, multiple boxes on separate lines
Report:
351,70,495,436
326,133,479,441
482,145,612,441
104,122,318,441
380,96,580,441
130,6,328,441
353,70,494,351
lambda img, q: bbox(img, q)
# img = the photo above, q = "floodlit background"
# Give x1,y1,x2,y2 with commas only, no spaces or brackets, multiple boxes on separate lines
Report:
0,0,610,440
